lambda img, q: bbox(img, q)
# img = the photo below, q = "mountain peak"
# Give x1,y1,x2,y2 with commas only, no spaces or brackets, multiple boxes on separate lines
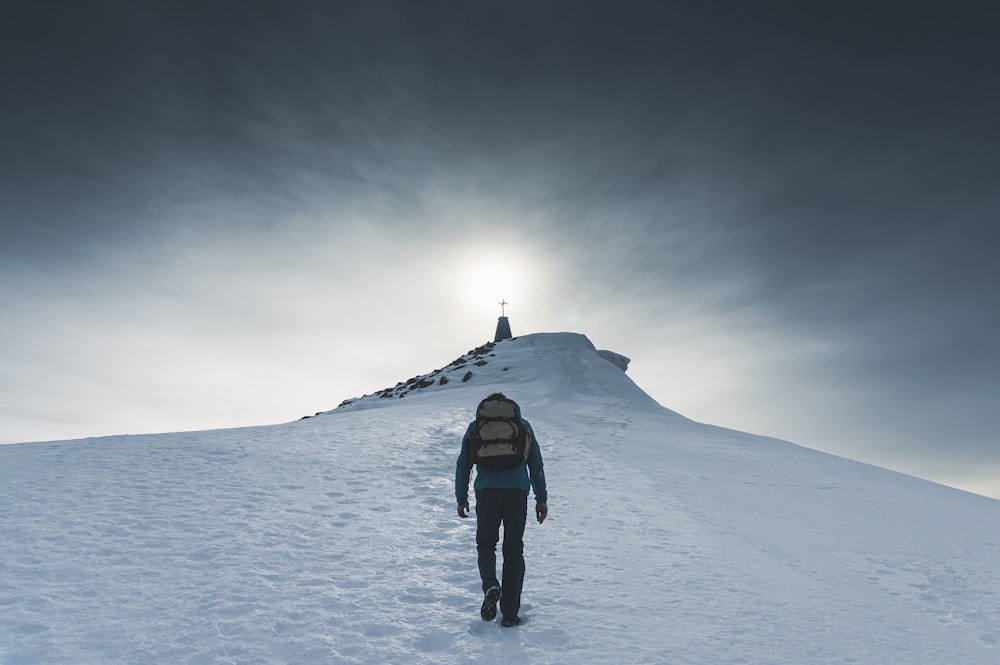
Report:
323,332,657,416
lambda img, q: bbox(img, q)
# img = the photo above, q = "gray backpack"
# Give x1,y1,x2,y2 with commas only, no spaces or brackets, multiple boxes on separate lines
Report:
468,396,531,470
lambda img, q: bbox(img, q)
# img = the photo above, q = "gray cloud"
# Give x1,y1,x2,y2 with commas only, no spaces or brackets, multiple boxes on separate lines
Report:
2,1,998,496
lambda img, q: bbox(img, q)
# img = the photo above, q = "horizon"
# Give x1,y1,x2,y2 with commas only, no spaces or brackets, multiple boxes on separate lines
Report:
4,328,999,503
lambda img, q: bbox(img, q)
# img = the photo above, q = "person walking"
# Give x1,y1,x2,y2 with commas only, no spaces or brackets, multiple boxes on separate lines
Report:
456,392,548,627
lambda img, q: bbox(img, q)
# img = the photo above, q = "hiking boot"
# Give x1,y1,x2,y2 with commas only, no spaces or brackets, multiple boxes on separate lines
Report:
500,615,521,627
480,586,501,621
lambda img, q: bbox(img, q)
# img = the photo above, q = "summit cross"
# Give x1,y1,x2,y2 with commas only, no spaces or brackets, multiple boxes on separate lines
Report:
499,299,508,317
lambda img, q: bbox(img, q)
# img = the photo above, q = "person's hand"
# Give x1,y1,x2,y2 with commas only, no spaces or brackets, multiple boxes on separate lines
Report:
457,502,470,518
535,502,548,524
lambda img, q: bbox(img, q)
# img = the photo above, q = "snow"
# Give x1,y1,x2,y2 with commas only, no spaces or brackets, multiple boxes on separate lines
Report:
2,332,999,664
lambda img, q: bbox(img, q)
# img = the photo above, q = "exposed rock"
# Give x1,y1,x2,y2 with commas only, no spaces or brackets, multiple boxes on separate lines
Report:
332,338,514,410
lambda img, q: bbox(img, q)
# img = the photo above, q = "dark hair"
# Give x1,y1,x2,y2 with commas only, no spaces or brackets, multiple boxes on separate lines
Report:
486,392,507,400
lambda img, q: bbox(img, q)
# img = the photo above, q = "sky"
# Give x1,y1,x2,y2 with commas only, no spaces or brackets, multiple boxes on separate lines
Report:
1,1,998,497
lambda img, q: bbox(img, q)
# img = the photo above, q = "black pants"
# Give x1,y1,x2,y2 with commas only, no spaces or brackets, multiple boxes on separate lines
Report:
475,488,528,619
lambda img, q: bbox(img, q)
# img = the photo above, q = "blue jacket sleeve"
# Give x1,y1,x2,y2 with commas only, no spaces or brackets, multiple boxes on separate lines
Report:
524,421,547,503
455,422,475,504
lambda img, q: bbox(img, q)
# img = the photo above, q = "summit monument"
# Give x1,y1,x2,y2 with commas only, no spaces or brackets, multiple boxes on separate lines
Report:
494,299,512,342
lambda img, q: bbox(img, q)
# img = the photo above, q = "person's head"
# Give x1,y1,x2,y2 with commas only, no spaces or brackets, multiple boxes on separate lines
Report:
486,392,507,401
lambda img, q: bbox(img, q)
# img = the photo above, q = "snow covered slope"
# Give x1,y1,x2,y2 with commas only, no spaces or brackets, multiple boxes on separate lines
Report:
2,332,999,664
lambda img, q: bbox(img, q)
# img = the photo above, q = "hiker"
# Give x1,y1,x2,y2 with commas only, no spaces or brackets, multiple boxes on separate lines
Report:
456,392,548,627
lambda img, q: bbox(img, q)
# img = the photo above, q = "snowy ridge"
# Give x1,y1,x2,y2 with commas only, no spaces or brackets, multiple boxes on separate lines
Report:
2,332,999,664
326,333,658,414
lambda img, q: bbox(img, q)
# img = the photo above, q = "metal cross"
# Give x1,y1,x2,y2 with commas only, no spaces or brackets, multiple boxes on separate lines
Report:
499,299,508,316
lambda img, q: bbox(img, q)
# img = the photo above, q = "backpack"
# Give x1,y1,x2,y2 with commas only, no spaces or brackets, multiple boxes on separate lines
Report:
468,396,531,470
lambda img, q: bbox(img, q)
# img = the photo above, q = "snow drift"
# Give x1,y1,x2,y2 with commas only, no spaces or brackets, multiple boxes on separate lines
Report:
1,332,998,664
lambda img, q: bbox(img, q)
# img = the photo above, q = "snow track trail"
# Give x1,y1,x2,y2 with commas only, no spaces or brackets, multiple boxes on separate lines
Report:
2,333,999,663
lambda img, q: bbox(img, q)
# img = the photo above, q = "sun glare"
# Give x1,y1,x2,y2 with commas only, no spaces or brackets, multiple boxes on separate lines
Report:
458,251,530,318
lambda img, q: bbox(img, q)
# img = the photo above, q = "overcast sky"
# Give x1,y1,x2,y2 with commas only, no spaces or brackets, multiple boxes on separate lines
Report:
2,1,998,498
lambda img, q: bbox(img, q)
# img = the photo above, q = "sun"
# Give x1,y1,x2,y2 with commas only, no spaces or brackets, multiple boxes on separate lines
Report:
457,250,529,318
